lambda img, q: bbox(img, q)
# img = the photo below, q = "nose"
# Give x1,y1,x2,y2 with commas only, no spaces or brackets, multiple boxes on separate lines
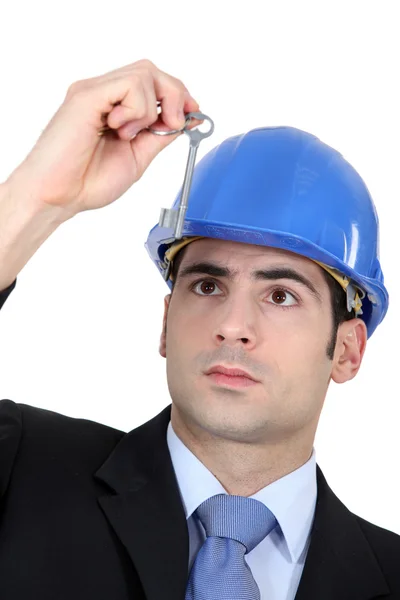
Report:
212,292,257,349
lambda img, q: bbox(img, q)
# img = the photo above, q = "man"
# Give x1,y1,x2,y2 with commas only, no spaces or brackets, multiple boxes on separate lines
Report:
0,59,398,600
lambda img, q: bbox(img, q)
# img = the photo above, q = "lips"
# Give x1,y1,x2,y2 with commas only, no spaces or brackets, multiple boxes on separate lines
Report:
205,365,258,382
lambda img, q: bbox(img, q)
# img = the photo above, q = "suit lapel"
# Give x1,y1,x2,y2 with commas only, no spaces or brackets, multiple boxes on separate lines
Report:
0,400,22,499
94,405,189,600
95,404,390,600
295,466,389,599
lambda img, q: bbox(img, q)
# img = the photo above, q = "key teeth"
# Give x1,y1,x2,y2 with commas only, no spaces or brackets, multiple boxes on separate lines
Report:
159,208,178,229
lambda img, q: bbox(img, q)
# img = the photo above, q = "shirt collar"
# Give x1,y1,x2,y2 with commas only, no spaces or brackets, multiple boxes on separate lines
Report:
166,419,317,563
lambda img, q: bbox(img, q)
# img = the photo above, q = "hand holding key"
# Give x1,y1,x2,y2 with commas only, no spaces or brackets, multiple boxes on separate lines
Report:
4,59,201,220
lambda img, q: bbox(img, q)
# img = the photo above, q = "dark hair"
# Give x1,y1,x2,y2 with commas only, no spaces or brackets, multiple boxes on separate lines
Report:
321,269,355,359
170,246,355,360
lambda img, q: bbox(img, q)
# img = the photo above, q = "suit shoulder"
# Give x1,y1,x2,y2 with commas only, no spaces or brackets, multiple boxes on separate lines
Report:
355,513,400,590
17,401,124,436
355,513,400,548
15,401,126,471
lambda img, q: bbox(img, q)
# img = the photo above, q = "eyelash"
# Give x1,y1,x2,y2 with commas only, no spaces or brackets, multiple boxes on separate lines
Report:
189,278,300,308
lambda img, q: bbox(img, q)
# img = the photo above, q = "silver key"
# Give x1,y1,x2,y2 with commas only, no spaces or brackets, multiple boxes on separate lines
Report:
157,111,215,239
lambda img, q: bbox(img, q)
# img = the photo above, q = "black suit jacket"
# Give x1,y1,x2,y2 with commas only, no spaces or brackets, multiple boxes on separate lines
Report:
1,279,400,599
0,399,400,600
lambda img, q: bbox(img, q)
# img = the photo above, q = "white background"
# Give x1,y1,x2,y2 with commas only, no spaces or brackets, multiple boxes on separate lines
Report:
0,1,399,534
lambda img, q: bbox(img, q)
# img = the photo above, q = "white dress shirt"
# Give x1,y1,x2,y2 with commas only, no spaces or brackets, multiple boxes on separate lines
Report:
167,420,317,600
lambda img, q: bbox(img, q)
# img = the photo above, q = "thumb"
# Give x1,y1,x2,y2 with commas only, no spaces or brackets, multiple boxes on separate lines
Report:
128,126,184,181
124,109,204,181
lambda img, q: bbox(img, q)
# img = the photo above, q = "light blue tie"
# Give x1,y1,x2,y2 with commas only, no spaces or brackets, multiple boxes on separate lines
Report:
185,493,278,599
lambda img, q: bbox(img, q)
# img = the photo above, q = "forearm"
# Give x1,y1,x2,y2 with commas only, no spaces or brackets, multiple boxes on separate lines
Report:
0,178,71,291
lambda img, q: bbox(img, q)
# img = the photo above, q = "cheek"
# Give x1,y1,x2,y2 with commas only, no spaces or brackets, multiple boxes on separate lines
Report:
266,314,330,364
166,309,209,352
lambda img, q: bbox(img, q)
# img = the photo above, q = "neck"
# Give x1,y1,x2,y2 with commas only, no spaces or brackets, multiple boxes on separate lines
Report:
170,404,315,497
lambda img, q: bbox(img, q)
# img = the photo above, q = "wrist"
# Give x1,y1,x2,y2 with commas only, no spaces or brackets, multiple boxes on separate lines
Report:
1,174,74,226
0,177,70,291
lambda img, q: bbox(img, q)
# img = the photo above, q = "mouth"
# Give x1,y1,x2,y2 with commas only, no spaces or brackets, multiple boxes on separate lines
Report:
204,365,260,388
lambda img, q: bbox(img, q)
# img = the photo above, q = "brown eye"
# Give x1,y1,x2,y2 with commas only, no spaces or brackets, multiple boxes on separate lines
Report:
200,281,215,294
272,290,287,304
268,289,297,307
193,280,221,295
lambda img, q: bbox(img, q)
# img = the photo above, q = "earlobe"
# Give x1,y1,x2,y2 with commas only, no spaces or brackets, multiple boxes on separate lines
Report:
331,319,368,384
159,294,171,359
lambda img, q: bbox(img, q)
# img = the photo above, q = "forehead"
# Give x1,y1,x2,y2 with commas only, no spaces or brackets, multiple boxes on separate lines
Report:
181,238,321,276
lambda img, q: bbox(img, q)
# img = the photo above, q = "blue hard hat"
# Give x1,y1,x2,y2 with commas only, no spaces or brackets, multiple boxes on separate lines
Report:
144,126,389,337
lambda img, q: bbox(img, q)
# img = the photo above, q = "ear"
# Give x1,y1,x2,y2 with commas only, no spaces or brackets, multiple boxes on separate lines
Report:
331,319,368,384
159,294,171,358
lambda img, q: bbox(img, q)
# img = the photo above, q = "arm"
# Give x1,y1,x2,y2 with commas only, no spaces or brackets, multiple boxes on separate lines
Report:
0,60,199,304
0,180,69,296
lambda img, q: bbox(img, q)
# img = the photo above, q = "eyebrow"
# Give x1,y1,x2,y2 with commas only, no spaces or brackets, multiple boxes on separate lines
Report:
177,261,322,303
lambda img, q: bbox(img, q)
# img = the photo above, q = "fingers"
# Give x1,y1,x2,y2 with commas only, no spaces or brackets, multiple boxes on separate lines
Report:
154,72,193,131
71,59,200,139
128,127,183,181
90,59,200,123
115,75,160,140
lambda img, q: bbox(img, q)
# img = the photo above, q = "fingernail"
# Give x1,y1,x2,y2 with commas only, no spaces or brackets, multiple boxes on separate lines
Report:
127,124,141,139
177,109,185,127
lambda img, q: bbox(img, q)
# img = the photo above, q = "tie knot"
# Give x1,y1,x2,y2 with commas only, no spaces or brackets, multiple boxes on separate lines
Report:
195,493,277,554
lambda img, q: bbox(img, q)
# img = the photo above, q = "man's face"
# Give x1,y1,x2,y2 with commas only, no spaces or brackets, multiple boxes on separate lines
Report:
159,238,361,446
